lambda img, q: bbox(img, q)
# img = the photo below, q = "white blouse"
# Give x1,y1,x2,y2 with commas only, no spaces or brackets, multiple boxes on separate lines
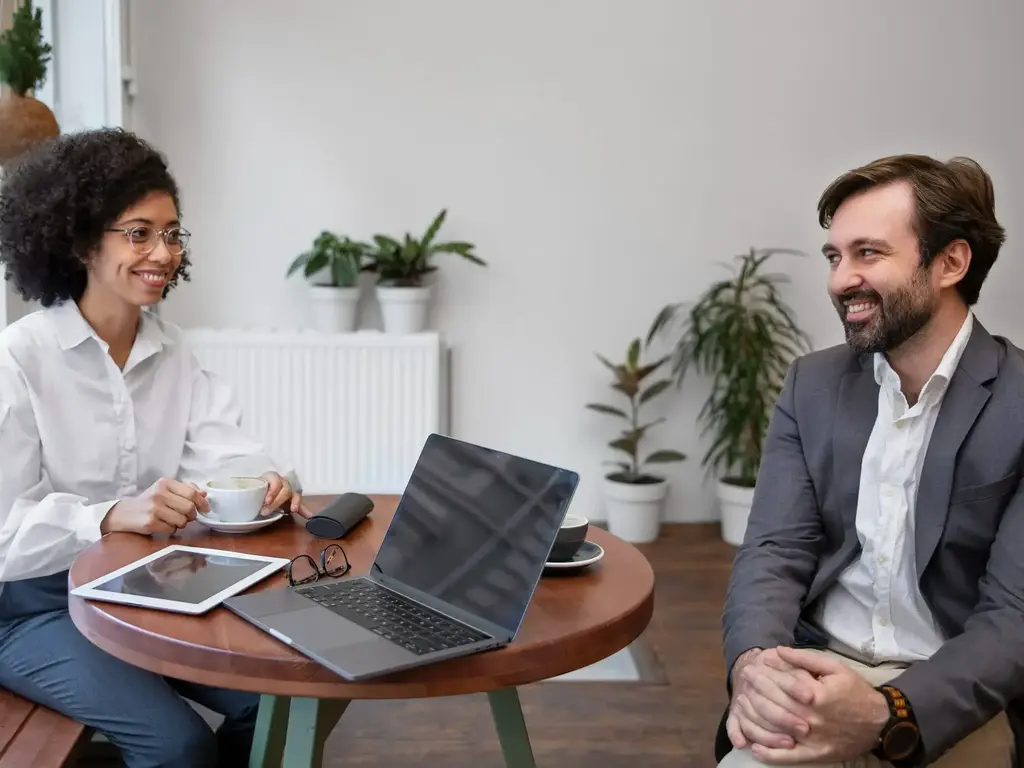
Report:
0,300,299,593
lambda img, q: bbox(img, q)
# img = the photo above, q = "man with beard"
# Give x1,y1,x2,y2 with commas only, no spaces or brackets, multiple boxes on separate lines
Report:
714,154,1022,767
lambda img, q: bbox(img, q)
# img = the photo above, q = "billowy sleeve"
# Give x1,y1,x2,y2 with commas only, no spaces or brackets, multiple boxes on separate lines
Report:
0,362,117,582
177,353,302,491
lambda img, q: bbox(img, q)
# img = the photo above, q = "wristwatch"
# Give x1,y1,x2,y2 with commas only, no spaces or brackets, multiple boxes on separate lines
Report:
872,683,922,766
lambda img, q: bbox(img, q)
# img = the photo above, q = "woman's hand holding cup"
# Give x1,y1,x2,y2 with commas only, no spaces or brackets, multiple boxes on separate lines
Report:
101,478,210,536
260,471,310,518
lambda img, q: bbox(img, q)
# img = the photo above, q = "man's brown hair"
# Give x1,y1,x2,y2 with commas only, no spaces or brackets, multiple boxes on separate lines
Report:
817,154,1006,305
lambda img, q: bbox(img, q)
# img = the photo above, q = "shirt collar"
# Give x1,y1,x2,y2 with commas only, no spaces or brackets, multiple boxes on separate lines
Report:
48,300,171,356
872,311,974,397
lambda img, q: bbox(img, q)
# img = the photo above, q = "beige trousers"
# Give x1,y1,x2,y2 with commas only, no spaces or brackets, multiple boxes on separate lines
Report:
717,650,1014,768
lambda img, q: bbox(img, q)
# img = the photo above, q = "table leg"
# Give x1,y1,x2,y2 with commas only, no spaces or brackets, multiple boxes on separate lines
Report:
248,694,349,768
282,697,350,768
250,695,288,768
487,687,537,768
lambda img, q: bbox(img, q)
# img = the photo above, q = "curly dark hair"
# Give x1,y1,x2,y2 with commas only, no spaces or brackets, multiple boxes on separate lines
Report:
0,127,191,307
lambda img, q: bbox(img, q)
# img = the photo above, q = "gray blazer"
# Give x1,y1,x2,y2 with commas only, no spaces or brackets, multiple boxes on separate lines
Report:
717,319,1024,765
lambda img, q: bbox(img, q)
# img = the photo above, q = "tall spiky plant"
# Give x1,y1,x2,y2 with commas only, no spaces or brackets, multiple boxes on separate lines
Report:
647,247,811,487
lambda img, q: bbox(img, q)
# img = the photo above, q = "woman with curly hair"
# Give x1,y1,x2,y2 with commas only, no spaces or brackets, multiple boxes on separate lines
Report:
0,128,309,768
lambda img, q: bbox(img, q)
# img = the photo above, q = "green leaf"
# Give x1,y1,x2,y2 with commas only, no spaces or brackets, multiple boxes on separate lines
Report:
373,235,401,250
639,379,672,403
285,252,309,277
304,249,330,277
401,234,420,264
608,436,637,456
433,241,473,254
635,355,670,382
586,403,629,418
433,242,486,265
627,338,641,369
612,378,639,397
421,209,446,250
646,303,682,347
645,449,686,463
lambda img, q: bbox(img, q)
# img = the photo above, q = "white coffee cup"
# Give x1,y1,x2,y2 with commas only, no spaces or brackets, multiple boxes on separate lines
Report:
203,476,268,523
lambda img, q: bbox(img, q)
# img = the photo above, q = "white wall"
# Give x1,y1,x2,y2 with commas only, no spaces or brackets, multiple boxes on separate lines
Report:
127,0,1024,522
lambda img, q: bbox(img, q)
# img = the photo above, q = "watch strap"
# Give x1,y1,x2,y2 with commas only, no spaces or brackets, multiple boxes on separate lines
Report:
872,684,922,766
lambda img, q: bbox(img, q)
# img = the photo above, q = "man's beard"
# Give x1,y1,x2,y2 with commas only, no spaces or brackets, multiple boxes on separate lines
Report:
833,270,936,355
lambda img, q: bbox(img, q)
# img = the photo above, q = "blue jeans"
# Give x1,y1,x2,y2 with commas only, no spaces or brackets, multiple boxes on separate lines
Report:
0,570,259,768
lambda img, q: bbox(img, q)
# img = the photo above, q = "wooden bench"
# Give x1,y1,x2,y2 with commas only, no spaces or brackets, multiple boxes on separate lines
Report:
0,688,93,767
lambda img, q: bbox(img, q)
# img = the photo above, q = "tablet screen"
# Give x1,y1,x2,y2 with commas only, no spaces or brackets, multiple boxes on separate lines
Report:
91,549,274,605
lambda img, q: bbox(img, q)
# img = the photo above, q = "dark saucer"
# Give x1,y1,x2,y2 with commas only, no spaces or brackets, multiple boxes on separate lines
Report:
543,540,604,576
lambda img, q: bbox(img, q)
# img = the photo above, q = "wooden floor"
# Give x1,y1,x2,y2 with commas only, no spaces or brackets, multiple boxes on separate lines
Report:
322,522,735,768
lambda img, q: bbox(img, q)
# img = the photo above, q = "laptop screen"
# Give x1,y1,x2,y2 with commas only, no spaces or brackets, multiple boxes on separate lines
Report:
371,434,579,638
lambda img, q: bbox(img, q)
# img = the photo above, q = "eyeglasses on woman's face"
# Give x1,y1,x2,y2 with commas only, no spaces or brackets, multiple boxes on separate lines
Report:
106,224,191,256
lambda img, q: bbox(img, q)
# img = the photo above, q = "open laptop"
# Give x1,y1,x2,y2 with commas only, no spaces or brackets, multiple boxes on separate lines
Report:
223,433,580,680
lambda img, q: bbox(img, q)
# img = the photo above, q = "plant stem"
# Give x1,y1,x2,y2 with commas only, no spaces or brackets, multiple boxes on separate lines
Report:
631,390,640,479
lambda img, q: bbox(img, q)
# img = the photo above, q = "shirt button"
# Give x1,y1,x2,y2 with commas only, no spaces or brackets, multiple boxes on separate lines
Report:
879,619,889,627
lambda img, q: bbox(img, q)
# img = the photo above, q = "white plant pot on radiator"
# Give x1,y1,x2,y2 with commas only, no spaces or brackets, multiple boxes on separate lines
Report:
718,480,755,546
377,284,432,333
602,475,667,543
309,285,360,332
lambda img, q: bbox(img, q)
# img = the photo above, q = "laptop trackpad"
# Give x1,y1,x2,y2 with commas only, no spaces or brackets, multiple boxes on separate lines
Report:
268,607,380,650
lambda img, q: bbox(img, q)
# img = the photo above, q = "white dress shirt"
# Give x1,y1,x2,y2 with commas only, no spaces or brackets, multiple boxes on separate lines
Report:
817,312,974,664
0,301,298,594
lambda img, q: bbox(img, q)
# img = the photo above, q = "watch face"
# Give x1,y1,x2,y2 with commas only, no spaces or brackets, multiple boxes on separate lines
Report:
884,721,920,759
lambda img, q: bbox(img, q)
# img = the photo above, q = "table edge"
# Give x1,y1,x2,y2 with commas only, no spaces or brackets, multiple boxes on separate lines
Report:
68,573,655,699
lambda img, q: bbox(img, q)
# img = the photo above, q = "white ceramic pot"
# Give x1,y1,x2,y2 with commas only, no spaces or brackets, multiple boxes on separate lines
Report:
377,284,432,333
602,475,667,543
309,285,360,332
717,480,755,546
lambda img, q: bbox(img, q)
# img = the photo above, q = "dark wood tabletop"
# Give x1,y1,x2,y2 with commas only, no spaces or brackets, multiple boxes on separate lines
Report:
67,495,655,700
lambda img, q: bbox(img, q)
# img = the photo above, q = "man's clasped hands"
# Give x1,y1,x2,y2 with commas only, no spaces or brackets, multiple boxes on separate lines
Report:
727,646,892,765
98,472,310,536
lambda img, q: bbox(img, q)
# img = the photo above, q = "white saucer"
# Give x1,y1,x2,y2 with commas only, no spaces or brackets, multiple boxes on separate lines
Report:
544,540,604,570
195,511,284,534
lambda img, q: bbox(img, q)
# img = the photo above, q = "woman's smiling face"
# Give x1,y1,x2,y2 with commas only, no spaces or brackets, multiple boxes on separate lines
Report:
88,190,188,308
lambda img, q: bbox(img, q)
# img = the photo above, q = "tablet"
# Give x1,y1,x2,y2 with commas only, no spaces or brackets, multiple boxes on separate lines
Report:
70,544,291,615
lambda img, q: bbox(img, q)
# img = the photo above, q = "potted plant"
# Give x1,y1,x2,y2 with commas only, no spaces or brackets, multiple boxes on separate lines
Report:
286,231,369,332
0,0,58,167
587,337,686,543
364,208,484,333
646,247,811,545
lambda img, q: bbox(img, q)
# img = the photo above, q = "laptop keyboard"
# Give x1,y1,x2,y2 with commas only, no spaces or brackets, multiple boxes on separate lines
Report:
295,578,491,655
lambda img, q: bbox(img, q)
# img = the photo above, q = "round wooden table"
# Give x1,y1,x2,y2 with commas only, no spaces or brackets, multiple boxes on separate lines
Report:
68,495,654,767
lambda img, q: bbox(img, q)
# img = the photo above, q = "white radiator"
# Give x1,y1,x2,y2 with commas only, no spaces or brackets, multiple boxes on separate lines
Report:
182,328,450,495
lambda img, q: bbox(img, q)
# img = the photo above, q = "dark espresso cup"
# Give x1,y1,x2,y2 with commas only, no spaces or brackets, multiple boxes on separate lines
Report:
548,514,589,562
